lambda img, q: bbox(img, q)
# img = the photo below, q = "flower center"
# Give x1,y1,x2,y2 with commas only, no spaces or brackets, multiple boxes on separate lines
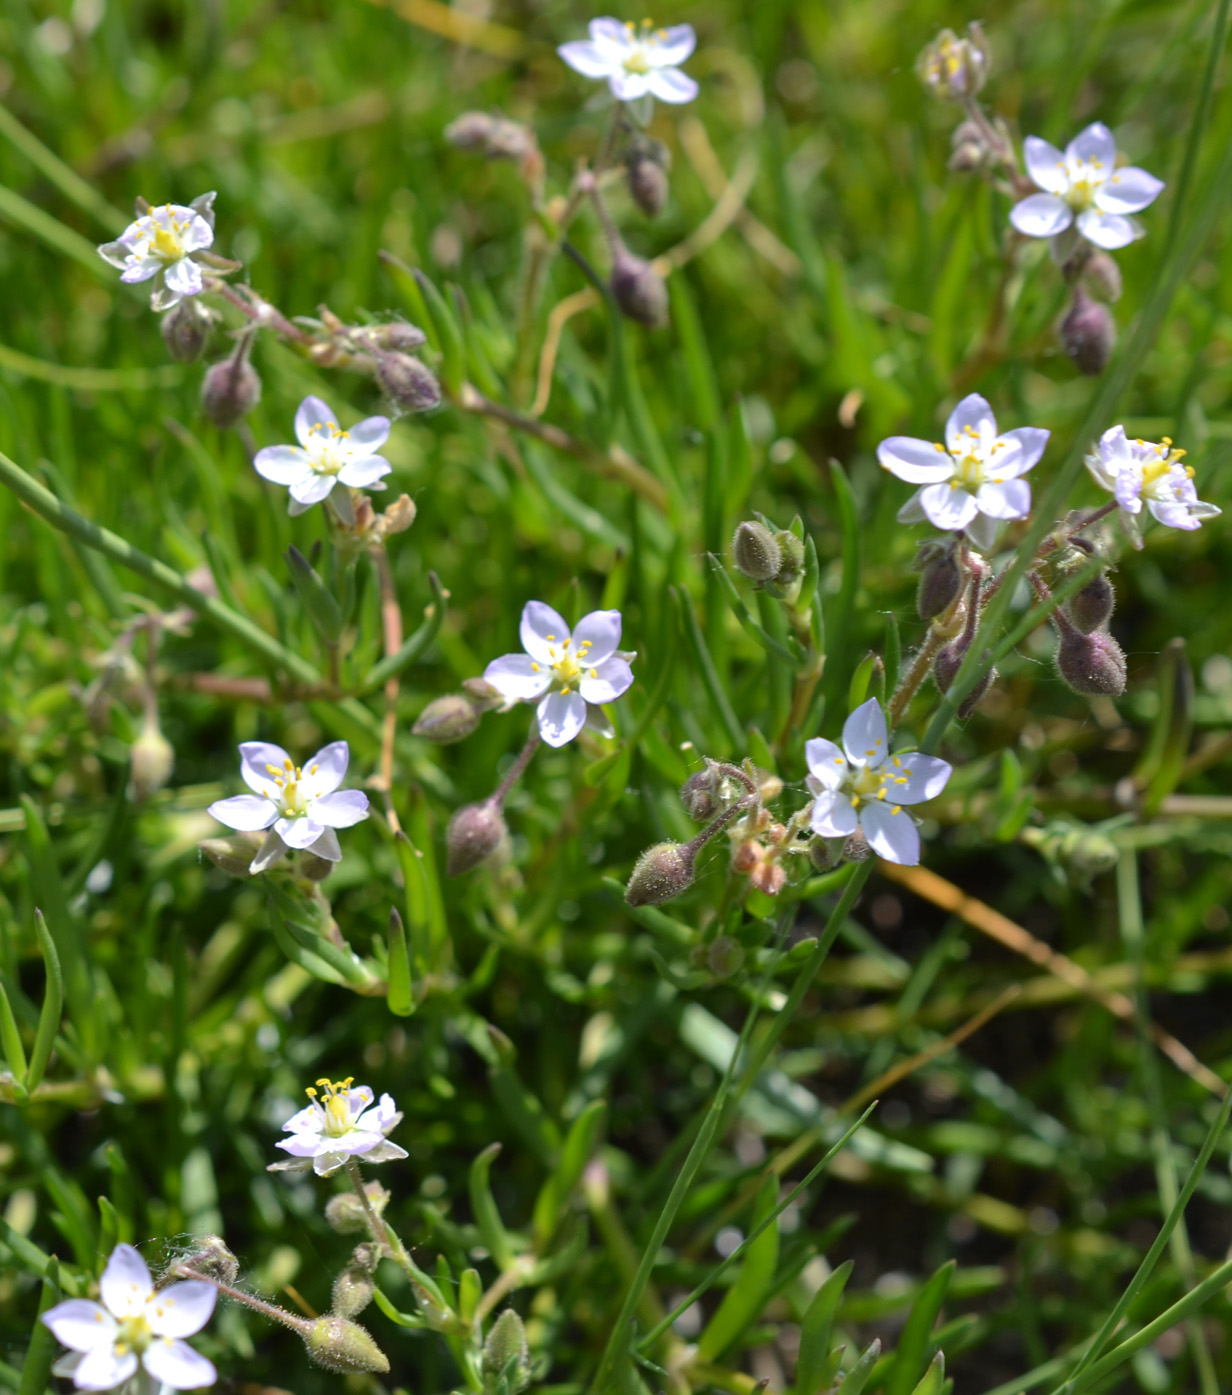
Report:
1137,437,1188,496
1066,162,1105,212
266,758,320,816
115,1315,153,1358
306,1076,357,1137
306,421,350,475
539,634,597,696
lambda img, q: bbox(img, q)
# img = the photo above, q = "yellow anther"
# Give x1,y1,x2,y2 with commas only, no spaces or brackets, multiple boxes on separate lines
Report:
531,662,540,672
891,805,902,815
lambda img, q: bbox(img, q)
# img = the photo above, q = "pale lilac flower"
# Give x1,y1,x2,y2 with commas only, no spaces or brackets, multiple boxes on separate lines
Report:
558,19,698,104
98,195,216,311
1085,426,1220,546
269,1077,407,1177
1010,122,1163,252
483,601,635,748
878,394,1049,551
253,396,392,516
41,1244,216,1391
806,698,952,866
208,740,369,874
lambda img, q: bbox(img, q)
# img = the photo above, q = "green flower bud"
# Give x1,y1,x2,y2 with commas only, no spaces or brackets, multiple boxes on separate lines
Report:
130,719,175,801
175,1234,239,1286
917,24,990,101
375,350,442,415
413,693,483,744
446,800,507,876
198,833,261,879
1061,288,1116,377
324,1182,389,1235
773,529,806,585
707,935,745,978
331,1266,375,1319
297,850,335,883
732,520,782,583
304,1315,389,1375
482,1309,532,1394
611,249,668,328
1056,626,1127,697
1082,251,1123,304
625,842,695,907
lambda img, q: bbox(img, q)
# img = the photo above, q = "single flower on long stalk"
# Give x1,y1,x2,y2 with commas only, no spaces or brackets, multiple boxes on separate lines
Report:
558,18,698,103
254,396,392,516
269,1077,407,1177
98,194,217,311
1085,426,1220,545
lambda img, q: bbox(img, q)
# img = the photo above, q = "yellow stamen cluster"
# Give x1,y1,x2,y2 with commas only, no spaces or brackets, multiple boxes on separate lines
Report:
115,1315,153,1357
543,634,597,696
265,758,320,814
306,1076,358,1136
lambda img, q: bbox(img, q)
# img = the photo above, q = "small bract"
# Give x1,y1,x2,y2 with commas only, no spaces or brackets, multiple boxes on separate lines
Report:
98,195,217,311
558,18,698,104
806,698,952,866
41,1243,216,1391
878,394,1049,551
208,740,370,873
254,396,393,516
483,601,636,748
1085,426,1220,544
270,1077,408,1177
1010,122,1163,252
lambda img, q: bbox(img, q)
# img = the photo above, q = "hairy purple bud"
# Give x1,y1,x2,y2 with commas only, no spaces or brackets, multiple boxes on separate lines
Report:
176,1235,239,1286
201,355,262,428
1064,573,1115,634
1061,288,1116,376
732,520,782,583
160,298,213,363
626,140,671,218
375,351,442,414
916,544,963,619
611,249,669,328
933,638,995,718
446,800,507,876
625,842,695,907
1056,626,1127,697
680,767,721,821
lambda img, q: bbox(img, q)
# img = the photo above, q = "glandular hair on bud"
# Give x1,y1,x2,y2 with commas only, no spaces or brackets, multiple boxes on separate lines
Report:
625,842,695,907
324,1182,389,1235
611,249,669,329
933,639,995,718
482,1309,532,1394
1056,627,1127,697
446,800,507,877
1064,573,1115,634
732,520,782,583
176,1235,239,1286
773,530,806,585
1061,288,1116,377
160,298,213,363
375,351,442,415
201,356,262,428
413,693,482,744
331,1267,375,1319
304,1315,389,1375
198,833,261,879
680,767,721,821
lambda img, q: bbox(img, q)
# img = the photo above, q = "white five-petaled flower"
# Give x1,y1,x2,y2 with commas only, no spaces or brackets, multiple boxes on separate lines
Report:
1085,426,1220,545
269,1077,408,1177
98,195,216,311
558,18,698,104
806,698,952,867
878,393,1050,551
1010,122,1163,252
41,1243,216,1392
254,396,392,516
207,740,370,874
483,601,636,748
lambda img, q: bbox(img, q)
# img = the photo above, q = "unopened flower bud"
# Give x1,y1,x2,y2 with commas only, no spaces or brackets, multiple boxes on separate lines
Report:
375,351,442,414
626,140,671,218
414,693,482,744
201,355,262,428
680,767,721,821
304,1315,389,1375
808,836,839,872
176,1235,239,1286
773,529,806,585
918,24,989,101
611,248,669,329
198,833,261,879
447,800,507,876
324,1182,389,1235
446,111,496,149
160,298,213,363
463,677,506,710
1056,626,1127,697
843,829,871,862
1082,251,1123,304
916,543,963,618
749,858,786,897
731,840,761,874
933,638,995,718
948,120,988,173
732,520,783,583
1061,288,1116,377
351,1243,380,1271
625,842,695,907
707,935,745,978
298,850,335,882
482,1309,531,1394
130,718,174,801
1064,572,1115,634
331,1267,375,1319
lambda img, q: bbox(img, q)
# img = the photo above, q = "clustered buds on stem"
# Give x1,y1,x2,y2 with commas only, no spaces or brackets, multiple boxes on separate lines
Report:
731,519,806,590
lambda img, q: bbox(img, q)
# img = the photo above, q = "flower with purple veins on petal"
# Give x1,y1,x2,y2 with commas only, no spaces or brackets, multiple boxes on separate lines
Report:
483,601,636,748
98,194,216,312
254,396,392,516
269,1077,408,1177
1010,122,1163,252
558,18,698,104
41,1243,216,1392
877,393,1050,552
208,740,370,873
1085,426,1220,546
806,698,952,867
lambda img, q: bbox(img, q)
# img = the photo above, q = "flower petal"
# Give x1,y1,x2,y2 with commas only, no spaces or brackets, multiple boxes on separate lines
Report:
308,827,342,862
483,653,553,702
896,490,928,524
646,68,698,103
578,656,633,705
1010,193,1073,239
288,472,337,506
120,260,162,284
98,240,132,268
295,395,337,447
311,790,370,829
571,609,622,665
249,830,288,874
810,791,859,838
72,1344,139,1391
536,690,588,747
1147,497,1200,530
876,436,954,484
945,394,997,454
994,427,1050,477
345,415,391,451
842,697,888,768
585,704,615,739
304,740,349,796
42,1300,115,1353
1095,166,1164,215
142,1338,217,1390
360,1140,410,1163
588,17,632,50
145,1282,216,1340
804,737,847,790
919,482,979,532
652,23,695,64
859,801,921,865
976,478,1031,520
520,601,571,663
275,817,326,850
279,1101,324,1134
101,1244,154,1317
163,258,203,298
964,510,998,553
254,445,311,486
277,1132,325,1157
1076,208,1137,250
558,39,616,77
1067,121,1116,170
338,454,391,488
207,794,278,832
312,1152,349,1177
1023,136,1069,194
882,752,952,804
609,69,652,100
239,741,295,795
